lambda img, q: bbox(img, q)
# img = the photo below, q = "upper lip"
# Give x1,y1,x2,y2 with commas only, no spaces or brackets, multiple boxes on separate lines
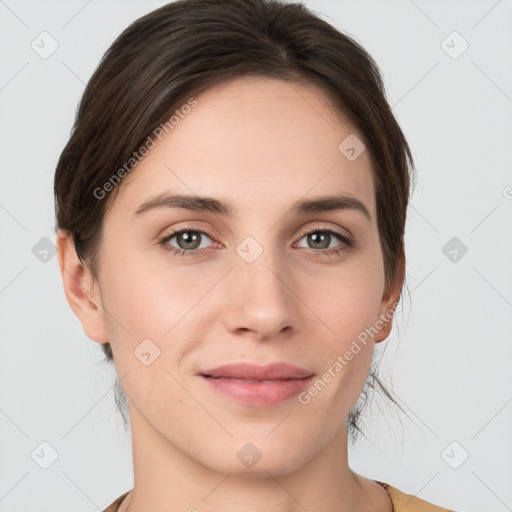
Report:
199,362,314,380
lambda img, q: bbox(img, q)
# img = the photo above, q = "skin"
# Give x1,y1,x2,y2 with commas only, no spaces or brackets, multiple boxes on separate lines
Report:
57,75,402,511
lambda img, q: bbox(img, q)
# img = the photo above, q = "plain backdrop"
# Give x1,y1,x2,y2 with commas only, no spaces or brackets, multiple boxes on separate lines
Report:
0,0,511,510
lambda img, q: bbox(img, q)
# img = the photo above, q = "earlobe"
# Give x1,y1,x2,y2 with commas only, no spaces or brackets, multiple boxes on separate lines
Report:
373,301,397,343
56,229,109,344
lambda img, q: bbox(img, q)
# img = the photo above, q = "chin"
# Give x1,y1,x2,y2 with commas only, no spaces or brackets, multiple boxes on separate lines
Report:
193,434,312,478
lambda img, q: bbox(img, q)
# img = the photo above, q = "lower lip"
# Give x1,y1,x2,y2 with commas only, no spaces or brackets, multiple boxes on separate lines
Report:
200,375,315,407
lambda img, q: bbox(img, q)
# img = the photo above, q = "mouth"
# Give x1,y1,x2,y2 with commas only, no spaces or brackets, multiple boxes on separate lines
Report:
199,362,314,380
202,376,304,383
198,363,315,407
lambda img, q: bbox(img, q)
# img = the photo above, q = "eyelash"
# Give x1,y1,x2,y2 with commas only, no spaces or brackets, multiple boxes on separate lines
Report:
158,226,354,258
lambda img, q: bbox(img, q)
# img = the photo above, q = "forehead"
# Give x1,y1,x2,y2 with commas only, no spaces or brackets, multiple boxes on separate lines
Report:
112,75,376,218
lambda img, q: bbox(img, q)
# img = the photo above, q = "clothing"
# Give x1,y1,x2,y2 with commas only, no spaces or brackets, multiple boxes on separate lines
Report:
374,481,455,511
103,481,456,511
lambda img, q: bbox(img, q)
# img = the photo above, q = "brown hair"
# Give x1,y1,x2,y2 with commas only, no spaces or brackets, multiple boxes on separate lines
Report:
54,0,415,441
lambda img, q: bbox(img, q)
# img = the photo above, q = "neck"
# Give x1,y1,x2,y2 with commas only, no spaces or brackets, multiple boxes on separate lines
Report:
120,403,391,512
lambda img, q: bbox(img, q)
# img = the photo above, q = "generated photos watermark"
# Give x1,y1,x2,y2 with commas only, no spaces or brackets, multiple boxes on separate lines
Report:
93,97,198,200
297,302,398,405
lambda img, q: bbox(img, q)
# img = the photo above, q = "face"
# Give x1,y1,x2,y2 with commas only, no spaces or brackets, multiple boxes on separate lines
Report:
68,76,400,476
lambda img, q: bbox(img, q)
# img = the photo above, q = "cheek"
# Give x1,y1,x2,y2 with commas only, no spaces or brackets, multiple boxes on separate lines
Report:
101,263,195,423
315,262,385,346
99,246,179,335
303,253,384,398
100,249,216,371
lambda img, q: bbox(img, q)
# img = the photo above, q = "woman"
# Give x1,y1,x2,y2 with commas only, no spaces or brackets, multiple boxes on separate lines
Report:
54,0,456,510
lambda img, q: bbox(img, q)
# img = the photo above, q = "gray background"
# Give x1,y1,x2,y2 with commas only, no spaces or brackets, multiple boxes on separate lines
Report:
1,0,511,510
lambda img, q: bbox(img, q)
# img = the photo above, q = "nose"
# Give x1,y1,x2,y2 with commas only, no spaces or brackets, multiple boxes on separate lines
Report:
221,247,299,342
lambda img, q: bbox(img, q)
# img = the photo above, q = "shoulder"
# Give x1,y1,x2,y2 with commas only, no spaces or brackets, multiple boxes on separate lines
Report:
103,490,130,512
375,481,457,512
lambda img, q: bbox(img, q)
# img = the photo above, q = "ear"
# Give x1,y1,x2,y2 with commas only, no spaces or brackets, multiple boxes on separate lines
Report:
56,229,109,344
374,240,405,343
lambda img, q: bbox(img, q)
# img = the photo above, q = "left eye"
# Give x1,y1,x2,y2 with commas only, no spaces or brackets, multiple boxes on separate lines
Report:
296,229,351,251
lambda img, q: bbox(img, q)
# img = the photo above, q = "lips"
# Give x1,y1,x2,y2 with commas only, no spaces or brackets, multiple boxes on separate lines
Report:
198,362,315,407
199,362,314,380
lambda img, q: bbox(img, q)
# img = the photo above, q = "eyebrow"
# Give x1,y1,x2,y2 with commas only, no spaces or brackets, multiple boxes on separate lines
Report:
134,192,371,221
